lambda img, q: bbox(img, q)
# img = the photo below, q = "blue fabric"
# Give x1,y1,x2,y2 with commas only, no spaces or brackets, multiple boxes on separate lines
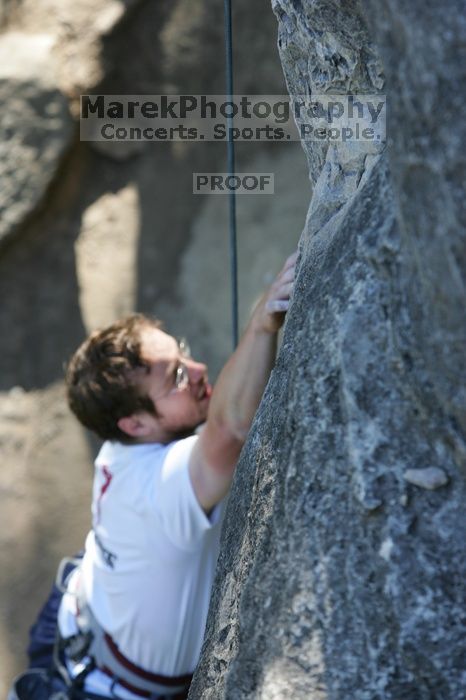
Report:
8,668,68,700
27,555,83,670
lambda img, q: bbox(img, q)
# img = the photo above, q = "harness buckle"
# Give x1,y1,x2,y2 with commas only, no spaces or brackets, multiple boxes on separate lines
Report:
55,558,83,594
59,630,94,663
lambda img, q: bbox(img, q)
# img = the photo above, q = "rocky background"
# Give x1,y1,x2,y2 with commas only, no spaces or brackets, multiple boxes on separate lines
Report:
190,1,466,699
0,0,309,693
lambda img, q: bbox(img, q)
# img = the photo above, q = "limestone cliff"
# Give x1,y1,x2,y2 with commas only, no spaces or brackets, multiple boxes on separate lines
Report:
190,1,466,698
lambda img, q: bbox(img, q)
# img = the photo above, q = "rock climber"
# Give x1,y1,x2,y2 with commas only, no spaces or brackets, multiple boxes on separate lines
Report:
9,251,297,700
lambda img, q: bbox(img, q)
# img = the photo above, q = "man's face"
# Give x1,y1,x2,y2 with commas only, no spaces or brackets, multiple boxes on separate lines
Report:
132,327,212,443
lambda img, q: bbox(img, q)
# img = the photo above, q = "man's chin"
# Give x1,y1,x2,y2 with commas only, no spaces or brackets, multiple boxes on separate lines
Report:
170,420,205,441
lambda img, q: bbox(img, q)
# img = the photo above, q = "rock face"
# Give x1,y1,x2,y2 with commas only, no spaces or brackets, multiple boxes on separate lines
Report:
190,2,466,699
0,32,74,246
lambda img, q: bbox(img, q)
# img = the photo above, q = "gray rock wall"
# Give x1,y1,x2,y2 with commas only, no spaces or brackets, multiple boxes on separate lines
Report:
0,32,74,246
190,1,466,698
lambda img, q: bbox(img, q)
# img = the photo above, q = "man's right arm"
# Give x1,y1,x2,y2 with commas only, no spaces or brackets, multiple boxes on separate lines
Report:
189,252,297,513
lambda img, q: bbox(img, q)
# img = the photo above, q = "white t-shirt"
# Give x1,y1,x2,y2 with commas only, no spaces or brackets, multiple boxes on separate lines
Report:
59,435,225,698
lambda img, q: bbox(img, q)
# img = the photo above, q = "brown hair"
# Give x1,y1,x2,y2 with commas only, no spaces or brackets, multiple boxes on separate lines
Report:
65,314,162,444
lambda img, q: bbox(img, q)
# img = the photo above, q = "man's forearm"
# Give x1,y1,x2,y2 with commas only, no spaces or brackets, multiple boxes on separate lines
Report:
208,310,278,440
207,251,297,441
188,252,296,511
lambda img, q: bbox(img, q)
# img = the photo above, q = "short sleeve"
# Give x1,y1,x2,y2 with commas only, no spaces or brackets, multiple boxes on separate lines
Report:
152,435,222,550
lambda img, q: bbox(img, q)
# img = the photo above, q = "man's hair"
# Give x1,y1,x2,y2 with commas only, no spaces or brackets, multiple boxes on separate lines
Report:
65,314,162,444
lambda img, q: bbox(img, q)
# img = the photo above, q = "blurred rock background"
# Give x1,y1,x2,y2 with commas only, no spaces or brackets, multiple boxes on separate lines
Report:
0,0,309,692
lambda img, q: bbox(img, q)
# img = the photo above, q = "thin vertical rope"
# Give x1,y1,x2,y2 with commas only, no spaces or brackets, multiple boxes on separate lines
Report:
224,0,239,349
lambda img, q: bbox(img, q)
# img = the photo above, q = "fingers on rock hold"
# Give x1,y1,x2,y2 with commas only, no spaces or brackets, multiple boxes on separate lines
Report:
266,300,290,313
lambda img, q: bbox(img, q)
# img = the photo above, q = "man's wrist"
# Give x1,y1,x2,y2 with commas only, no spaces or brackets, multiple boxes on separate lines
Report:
248,311,280,336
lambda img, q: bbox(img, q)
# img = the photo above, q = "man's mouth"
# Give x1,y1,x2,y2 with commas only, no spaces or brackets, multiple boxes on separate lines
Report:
197,383,212,401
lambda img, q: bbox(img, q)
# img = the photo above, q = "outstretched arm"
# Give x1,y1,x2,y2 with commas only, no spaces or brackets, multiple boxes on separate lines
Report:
189,251,297,512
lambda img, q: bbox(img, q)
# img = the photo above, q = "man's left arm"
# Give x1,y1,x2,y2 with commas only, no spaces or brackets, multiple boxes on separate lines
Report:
189,251,297,512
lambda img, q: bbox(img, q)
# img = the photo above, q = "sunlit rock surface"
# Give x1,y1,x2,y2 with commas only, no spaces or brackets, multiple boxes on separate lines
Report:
0,33,73,246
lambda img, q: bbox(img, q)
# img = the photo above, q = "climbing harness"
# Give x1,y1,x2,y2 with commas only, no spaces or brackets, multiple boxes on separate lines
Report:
54,559,192,700
224,0,239,349
8,556,191,700
7,557,101,700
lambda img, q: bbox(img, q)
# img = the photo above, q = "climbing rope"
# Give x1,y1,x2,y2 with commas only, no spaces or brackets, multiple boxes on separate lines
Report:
223,0,239,349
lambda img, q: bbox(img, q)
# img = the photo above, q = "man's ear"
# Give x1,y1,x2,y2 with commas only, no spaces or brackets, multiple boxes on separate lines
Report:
117,414,155,438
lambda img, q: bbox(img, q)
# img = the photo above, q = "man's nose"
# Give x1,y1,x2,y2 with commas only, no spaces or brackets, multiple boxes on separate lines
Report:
187,359,207,383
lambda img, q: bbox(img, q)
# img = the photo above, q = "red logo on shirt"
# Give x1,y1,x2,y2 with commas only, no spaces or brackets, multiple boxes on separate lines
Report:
96,466,113,525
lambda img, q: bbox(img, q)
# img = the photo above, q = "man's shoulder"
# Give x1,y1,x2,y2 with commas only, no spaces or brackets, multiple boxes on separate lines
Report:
96,439,164,465
95,436,198,478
